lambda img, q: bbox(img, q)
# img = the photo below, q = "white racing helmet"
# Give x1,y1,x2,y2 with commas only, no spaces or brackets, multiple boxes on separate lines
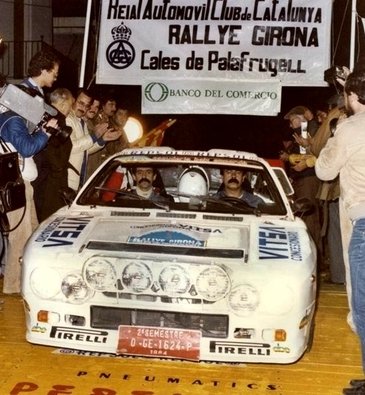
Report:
177,166,210,202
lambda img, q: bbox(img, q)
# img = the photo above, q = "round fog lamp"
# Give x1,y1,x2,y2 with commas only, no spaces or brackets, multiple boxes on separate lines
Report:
30,267,61,299
122,262,153,293
61,273,93,304
229,284,259,316
159,264,191,296
83,258,116,291
196,266,230,302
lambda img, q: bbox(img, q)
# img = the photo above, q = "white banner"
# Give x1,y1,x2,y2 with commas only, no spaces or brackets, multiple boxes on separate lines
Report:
142,79,281,115
96,0,332,114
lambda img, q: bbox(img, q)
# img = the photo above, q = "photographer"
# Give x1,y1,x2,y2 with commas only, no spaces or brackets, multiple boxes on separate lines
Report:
0,81,57,294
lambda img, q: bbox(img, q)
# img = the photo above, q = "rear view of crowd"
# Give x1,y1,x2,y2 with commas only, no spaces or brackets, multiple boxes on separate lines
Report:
0,50,129,294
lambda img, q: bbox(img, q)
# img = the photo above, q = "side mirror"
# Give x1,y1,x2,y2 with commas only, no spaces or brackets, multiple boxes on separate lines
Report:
60,187,77,207
292,197,314,215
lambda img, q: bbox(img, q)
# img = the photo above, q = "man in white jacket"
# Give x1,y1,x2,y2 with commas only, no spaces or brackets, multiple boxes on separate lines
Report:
315,69,365,395
66,89,122,191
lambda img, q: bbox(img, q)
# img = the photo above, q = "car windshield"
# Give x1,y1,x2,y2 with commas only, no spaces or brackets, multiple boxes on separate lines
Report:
77,154,287,216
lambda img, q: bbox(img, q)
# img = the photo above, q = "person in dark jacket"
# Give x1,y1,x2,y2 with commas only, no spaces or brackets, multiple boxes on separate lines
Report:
39,88,74,221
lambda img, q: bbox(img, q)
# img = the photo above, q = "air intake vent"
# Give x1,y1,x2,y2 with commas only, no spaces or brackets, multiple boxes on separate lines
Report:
157,212,196,219
111,211,150,217
203,215,243,222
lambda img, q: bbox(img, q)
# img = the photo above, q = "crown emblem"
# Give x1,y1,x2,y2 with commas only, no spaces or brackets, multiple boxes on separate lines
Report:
112,23,132,41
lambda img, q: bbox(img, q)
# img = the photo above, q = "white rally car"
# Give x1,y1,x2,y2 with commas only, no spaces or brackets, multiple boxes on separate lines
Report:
22,148,316,363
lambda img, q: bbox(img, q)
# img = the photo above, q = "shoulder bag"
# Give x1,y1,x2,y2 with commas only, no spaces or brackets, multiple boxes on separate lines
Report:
0,136,26,214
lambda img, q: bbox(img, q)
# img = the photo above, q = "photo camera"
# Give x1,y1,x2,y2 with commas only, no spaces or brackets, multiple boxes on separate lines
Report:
324,65,347,84
0,84,71,142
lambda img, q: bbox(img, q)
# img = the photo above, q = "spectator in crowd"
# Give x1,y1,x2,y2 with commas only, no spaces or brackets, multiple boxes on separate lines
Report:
103,106,130,155
215,168,263,208
84,97,101,132
66,88,122,191
315,69,365,395
280,105,322,270
87,104,130,178
21,50,61,222
316,106,328,125
0,78,57,294
96,94,117,124
39,88,74,221
83,96,102,179
294,95,347,285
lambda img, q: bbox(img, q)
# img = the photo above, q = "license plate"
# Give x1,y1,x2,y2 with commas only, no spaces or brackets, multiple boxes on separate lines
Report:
117,325,201,361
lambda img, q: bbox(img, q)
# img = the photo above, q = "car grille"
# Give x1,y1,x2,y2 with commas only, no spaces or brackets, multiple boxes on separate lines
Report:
90,306,228,338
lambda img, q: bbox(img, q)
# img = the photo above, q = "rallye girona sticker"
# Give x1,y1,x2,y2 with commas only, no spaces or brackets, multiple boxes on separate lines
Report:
127,224,219,247
258,226,302,261
35,216,93,247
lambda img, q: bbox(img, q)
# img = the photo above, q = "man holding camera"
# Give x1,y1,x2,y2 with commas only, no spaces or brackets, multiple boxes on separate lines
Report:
0,76,58,294
21,50,61,222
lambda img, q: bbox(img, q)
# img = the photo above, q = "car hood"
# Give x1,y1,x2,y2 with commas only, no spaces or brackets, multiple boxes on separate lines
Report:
28,210,312,264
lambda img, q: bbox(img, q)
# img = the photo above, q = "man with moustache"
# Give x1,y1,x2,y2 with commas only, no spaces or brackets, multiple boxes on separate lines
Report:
215,168,263,208
131,167,171,202
66,89,121,191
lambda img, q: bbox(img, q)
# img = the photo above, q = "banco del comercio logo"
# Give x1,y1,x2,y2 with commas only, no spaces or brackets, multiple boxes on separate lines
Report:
106,22,135,69
144,82,169,102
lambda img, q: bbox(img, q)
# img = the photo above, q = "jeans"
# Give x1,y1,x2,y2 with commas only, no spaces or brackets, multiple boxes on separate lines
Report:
349,218,365,372
328,200,345,283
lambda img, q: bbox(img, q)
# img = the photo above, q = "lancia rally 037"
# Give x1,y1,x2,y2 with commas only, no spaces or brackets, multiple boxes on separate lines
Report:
22,148,317,363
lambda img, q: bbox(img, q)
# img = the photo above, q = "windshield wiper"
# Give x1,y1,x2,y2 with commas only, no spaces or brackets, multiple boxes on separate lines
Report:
170,192,258,214
94,186,171,211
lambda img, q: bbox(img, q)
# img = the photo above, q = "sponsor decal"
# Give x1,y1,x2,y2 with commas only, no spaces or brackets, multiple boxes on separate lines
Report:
258,226,303,261
50,327,108,344
210,340,270,356
128,223,221,247
273,344,290,353
128,230,205,247
35,216,92,247
31,323,47,334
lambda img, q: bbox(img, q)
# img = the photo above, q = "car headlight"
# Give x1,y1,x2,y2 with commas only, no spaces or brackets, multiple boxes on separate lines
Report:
229,284,260,316
61,273,94,304
195,265,230,302
122,262,153,293
159,264,191,296
30,267,61,299
260,282,295,314
83,258,117,291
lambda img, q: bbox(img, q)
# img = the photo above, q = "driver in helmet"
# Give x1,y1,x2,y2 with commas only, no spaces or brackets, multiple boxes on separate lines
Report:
215,168,263,208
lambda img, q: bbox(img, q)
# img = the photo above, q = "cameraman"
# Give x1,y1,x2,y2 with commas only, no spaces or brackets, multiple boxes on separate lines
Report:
21,50,60,222
0,80,57,294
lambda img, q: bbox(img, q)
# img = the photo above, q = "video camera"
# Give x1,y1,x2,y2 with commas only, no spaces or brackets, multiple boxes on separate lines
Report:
0,84,71,142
